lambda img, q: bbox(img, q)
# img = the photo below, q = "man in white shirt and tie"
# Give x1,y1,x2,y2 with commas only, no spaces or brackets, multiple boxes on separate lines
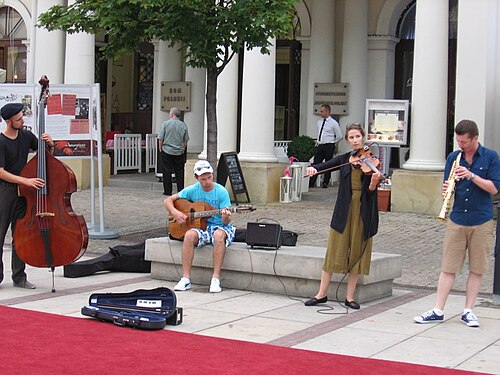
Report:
310,104,343,188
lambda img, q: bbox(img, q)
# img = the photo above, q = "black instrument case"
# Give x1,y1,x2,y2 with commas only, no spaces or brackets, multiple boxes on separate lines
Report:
81,287,182,330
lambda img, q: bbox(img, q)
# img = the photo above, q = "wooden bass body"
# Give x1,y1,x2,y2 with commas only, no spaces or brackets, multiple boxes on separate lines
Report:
14,150,88,267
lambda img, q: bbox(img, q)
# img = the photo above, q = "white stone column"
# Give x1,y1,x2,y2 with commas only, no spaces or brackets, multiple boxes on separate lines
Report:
494,3,500,152
217,54,238,154
367,36,399,99
239,40,277,162
306,0,335,136
64,29,94,83
403,0,448,171
455,0,497,146
33,0,65,83
340,0,368,141
184,67,206,154
152,41,183,134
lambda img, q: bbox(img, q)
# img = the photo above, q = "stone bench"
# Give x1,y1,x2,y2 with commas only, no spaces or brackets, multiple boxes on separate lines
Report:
145,238,402,303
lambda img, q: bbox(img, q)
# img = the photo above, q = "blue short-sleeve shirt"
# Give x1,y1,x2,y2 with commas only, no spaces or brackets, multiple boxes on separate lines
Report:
178,182,231,226
446,145,500,226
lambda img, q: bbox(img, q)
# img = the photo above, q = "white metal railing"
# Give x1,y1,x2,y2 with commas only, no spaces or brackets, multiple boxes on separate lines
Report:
113,134,142,174
274,140,291,162
145,134,157,172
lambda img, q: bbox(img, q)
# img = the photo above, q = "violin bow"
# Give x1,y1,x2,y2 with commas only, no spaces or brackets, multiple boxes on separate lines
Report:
302,145,386,180
301,154,381,178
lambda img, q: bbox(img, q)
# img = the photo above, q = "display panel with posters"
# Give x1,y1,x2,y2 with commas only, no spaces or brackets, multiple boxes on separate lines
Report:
0,82,114,238
365,99,409,146
39,84,99,158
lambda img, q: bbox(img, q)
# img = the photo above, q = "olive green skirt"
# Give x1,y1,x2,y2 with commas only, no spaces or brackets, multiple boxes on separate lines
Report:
323,171,373,275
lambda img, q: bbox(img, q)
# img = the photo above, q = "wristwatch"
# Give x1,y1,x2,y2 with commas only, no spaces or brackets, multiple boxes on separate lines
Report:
469,172,476,181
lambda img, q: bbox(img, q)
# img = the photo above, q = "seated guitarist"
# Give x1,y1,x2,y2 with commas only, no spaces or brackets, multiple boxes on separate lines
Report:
164,160,235,293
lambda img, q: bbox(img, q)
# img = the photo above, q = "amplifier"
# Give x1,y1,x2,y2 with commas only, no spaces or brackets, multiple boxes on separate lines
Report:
245,222,282,250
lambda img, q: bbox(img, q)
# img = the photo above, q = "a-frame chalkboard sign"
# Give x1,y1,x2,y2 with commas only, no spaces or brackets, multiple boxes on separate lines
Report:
216,152,250,204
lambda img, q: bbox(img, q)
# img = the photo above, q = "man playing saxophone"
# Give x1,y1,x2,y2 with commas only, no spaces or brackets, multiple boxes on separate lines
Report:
415,120,500,327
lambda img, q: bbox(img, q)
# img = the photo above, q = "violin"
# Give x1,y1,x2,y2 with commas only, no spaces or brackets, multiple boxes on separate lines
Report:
304,145,385,181
349,146,383,176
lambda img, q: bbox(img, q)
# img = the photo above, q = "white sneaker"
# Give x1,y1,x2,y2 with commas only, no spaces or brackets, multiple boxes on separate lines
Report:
209,277,222,293
174,277,191,291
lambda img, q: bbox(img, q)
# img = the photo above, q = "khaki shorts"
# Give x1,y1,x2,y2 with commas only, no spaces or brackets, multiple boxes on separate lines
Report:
442,220,494,274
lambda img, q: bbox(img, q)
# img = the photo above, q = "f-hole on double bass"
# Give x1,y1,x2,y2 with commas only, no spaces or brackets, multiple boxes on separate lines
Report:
13,76,88,292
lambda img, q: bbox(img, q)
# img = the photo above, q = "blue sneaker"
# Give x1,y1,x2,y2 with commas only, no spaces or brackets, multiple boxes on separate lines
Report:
461,311,480,327
414,309,444,324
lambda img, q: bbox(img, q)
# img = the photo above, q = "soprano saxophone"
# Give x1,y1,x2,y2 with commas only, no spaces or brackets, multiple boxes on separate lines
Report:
437,152,462,221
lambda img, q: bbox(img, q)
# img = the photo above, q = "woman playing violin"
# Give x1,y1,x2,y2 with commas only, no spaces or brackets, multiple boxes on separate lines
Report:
304,122,382,309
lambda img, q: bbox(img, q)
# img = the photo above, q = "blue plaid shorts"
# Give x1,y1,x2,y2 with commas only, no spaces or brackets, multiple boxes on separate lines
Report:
191,224,236,248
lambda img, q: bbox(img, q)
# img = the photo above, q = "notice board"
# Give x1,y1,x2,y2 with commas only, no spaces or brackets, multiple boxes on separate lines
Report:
216,152,250,204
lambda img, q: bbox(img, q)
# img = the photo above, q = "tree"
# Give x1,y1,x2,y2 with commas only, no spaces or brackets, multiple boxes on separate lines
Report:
38,0,297,169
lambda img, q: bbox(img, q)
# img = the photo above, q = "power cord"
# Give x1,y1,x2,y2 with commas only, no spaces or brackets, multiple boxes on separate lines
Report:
166,235,183,280
248,217,346,312
245,217,304,302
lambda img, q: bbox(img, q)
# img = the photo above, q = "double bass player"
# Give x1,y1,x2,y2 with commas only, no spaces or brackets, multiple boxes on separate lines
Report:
0,103,54,289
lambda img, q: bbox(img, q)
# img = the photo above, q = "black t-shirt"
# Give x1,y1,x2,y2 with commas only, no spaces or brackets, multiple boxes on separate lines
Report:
0,129,38,179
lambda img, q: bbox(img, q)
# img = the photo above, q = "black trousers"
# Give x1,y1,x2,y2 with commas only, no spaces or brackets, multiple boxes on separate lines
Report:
310,143,336,187
0,183,27,284
160,151,186,195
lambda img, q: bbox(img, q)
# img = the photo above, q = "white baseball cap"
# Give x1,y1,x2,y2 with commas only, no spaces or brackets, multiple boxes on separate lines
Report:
193,160,213,176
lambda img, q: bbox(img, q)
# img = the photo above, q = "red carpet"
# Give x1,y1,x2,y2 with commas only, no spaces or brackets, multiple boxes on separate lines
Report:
0,305,485,375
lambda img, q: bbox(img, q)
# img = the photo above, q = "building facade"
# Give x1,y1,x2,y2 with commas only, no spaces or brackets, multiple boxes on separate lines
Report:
2,0,499,210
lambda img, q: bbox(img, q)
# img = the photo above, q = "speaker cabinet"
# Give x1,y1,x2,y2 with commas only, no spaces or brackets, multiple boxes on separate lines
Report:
245,222,282,249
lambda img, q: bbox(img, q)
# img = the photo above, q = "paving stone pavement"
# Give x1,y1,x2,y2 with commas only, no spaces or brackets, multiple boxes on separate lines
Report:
5,174,497,295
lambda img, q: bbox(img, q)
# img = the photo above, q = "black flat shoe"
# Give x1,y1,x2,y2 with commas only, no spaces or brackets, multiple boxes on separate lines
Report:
344,299,360,309
305,296,328,306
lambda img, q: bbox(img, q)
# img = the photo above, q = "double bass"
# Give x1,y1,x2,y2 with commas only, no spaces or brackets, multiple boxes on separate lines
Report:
14,76,88,290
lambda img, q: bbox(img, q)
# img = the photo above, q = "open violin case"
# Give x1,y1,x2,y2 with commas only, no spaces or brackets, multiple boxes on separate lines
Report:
81,287,183,330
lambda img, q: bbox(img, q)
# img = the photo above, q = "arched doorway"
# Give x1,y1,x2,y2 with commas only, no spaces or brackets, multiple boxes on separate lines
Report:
0,6,27,83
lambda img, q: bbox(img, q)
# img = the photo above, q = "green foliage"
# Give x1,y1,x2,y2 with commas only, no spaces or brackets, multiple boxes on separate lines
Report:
287,135,316,162
38,0,297,74
38,0,298,169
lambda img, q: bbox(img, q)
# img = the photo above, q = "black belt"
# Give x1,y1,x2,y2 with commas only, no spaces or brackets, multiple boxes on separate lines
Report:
0,180,16,187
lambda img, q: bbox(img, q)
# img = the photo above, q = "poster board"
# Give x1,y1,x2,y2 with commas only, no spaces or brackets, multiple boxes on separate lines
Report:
0,84,36,132
41,84,99,157
216,152,250,204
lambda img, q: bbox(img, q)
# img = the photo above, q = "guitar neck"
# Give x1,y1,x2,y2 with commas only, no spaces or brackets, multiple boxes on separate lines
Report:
191,207,236,219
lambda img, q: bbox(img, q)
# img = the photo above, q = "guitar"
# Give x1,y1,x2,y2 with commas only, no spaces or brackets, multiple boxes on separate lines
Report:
168,198,256,240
